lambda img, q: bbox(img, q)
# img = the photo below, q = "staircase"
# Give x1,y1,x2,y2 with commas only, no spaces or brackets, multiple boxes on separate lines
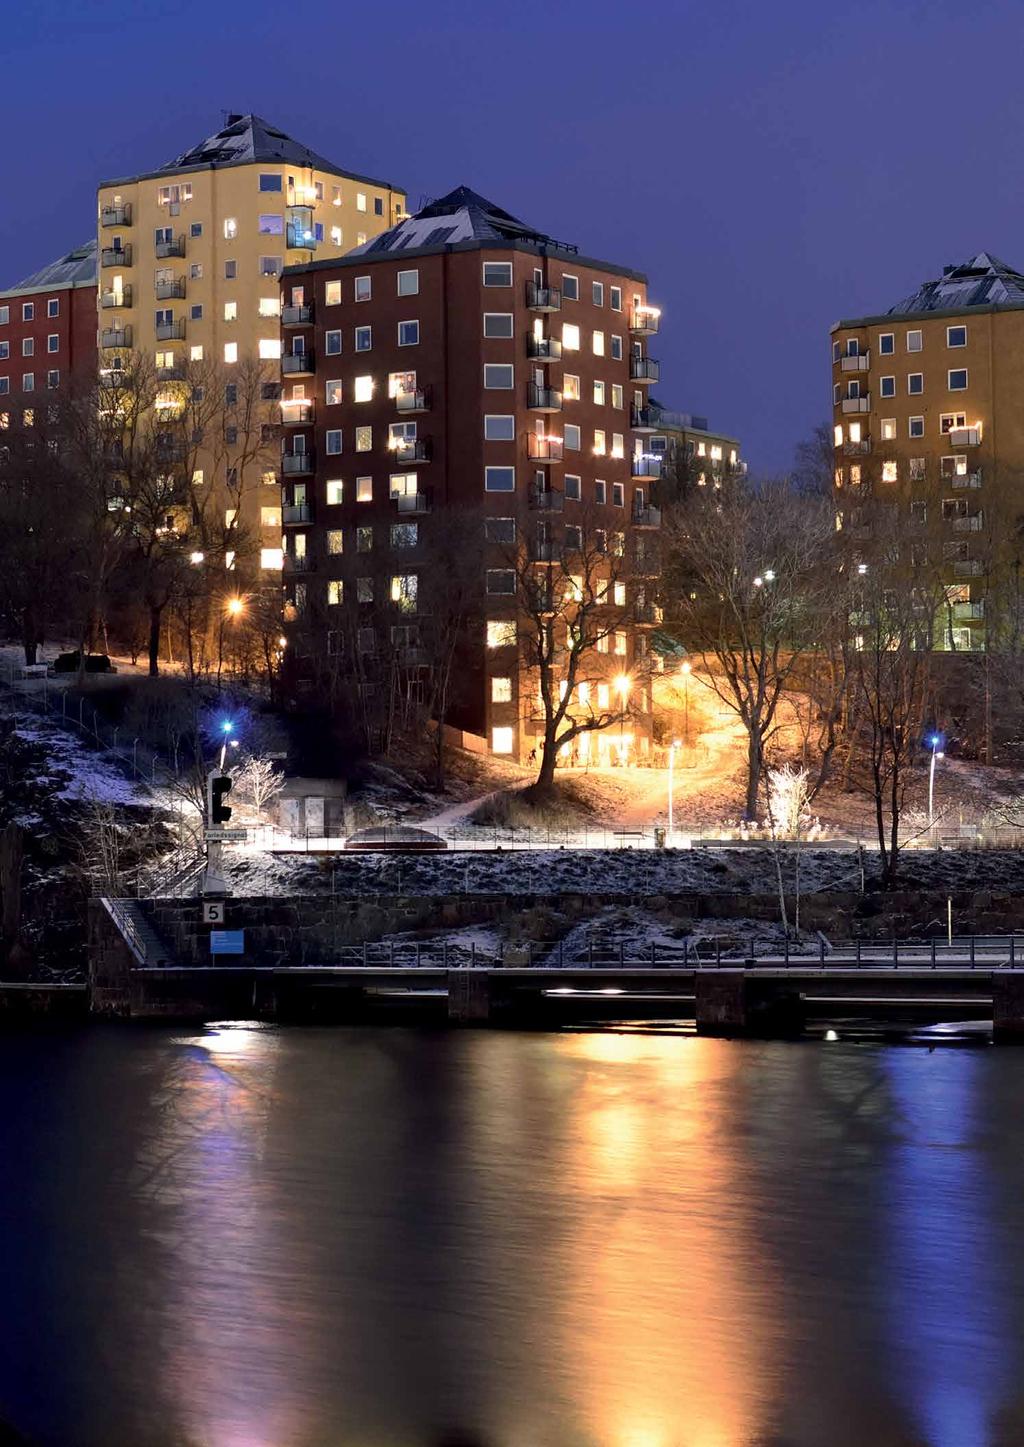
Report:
100,897,175,968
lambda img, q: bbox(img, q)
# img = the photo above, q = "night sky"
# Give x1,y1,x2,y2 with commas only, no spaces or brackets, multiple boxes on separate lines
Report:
6,0,1024,474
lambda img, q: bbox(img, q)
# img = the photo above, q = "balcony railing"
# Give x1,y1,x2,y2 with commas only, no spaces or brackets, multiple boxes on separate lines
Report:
282,304,314,326
100,327,132,349
282,352,314,375
526,335,562,363
155,236,186,259
526,282,561,312
631,405,657,432
950,470,982,489
101,246,132,268
156,364,184,381
631,455,663,481
280,400,314,426
155,278,186,300
953,600,985,620
390,439,431,465
282,452,315,475
283,503,311,524
286,223,318,251
631,504,662,528
529,488,564,512
100,287,132,309
100,204,132,227
528,434,563,463
528,383,562,412
954,559,983,576
629,306,660,336
840,353,870,372
396,387,431,413
396,490,431,514
953,513,983,532
843,438,872,456
635,602,663,625
629,356,660,383
155,320,186,341
283,553,313,573
841,396,870,414
949,426,981,447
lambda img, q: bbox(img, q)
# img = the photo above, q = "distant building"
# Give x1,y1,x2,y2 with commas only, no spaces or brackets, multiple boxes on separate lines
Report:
95,113,404,575
0,241,97,402
278,186,664,762
642,400,743,487
831,251,1024,650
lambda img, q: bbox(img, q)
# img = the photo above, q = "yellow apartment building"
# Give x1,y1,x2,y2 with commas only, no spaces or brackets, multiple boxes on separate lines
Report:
96,113,405,574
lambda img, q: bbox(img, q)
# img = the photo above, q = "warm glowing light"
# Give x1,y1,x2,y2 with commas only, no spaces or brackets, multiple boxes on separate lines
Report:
614,674,631,698
680,661,692,676
225,597,245,617
189,551,204,565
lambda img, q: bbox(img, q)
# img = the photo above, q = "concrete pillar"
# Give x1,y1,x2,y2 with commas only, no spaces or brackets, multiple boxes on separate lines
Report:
695,970,804,1038
992,972,1024,1042
447,971,491,1024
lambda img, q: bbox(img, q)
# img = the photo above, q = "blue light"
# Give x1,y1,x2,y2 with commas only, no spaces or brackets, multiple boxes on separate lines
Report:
931,735,941,748
221,720,233,734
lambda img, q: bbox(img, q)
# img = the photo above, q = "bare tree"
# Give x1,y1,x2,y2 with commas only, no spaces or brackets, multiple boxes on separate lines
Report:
791,422,836,498
663,477,834,819
231,754,285,820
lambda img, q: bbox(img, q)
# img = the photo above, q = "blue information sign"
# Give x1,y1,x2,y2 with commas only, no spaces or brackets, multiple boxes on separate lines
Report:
210,930,245,955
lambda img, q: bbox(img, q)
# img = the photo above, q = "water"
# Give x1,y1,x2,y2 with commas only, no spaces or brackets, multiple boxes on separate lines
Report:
2,1024,1024,1446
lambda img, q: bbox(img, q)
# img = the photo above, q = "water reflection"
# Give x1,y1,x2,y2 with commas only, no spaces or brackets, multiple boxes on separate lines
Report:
1,1028,1024,1445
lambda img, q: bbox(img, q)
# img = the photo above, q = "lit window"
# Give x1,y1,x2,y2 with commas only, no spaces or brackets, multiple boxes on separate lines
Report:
259,338,281,360
224,218,238,240
593,380,605,405
491,727,514,755
881,418,896,441
485,466,515,492
562,323,581,351
906,329,923,352
611,383,623,408
398,320,419,346
487,621,516,648
357,192,368,212
260,547,284,570
483,262,512,286
849,422,862,443
390,574,417,611
356,426,372,452
327,530,344,555
327,580,343,605
611,433,624,459
614,631,627,656
224,301,238,322
563,374,580,401
357,477,373,501
258,214,283,235
593,429,606,455
483,313,513,338
592,330,605,356
326,380,343,405
882,461,898,482
258,297,280,317
224,342,238,364
190,345,204,361
357,232,366,246
325,281,341,306
491,676,512,703
354,376,374,402
484,364,513,389
261,507,282,528
330,226,342,247
397,270,419,296
326,480,344,505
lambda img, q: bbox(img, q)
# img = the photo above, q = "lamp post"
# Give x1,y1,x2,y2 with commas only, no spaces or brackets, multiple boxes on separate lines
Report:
614,674,631,765
680,660,692,745
928,734,945,835
668,738,681,836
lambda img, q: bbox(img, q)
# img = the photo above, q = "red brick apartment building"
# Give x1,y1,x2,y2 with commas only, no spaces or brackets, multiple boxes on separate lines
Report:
278,188,663,763
0,241,97,404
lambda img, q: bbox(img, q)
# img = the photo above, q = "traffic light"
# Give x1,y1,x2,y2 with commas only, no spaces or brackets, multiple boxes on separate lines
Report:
207,772,233,826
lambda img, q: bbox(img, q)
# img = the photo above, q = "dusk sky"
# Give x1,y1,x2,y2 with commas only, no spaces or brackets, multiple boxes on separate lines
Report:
5,0,1024,473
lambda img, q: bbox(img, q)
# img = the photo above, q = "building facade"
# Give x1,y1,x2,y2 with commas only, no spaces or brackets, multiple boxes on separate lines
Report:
642,402,742,488
278,186,663,763
830,251,1024,650
95,114,404,575
0,241,98,405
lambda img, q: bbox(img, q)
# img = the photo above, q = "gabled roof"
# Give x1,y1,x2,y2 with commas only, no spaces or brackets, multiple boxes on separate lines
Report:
350,184,569,257
100,113,401,191
888,251,1024,313
5,240,96,295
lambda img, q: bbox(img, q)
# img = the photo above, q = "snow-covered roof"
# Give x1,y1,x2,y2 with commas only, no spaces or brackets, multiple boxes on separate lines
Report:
100,113,400,190
4,240,96,295
887,251,1024,314
349,185,571,257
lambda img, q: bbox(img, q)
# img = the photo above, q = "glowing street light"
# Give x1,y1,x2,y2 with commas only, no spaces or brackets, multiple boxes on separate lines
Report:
225,596,245,618
614,674,631,765
928,733,945,834
680,660,692,744
668,737,682,836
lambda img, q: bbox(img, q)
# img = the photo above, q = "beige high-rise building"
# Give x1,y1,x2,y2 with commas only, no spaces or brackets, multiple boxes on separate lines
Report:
96,113,405,574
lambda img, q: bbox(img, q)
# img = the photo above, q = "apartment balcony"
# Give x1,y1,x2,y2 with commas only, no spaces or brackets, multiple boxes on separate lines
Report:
629,306,660,336
155,235,186,259
283,553,313,573
631,405,657,433
528,434,563,463
951,470,982,489
635,602,663,626
949,426,981,447
841,396,870,414
631,504,662,528
396,387,432,413
390,439,431,465
629,356,660,384
100,246,132,268
286,222,318,251
282,503,311,524
526,335,562,364
155,278,186,300
528,383,562,413
101,327,132,349
282,304,314,327
528,542,556,565
953,600,985,620
282,352,314,376
631,454,663,482
100,203,132,227
99,368,126,388
156,364,184,381
280,399,314,426
953,513,983,532
395,489,431,515
155,320,186,341
529,487,564,512
843,438,872,456
840,353,870,372
954,560,983,577
526,282,561,312
282,451,315,475
101,286,132,309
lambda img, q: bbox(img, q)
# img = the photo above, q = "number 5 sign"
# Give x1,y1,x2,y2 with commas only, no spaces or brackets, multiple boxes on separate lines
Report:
203,901,225,925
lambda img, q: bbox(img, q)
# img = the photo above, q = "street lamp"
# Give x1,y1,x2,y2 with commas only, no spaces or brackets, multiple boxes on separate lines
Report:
928,734,945,834
614,674,631,764
680,660,692,745
668,737,681,836
225,596,245,618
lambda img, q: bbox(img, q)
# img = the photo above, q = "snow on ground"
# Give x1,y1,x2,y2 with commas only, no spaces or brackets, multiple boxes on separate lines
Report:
12,716,149,807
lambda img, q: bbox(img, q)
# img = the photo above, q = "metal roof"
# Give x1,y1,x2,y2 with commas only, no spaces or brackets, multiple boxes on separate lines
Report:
351,185,572,257
887,251,1024,314
6,240,96,294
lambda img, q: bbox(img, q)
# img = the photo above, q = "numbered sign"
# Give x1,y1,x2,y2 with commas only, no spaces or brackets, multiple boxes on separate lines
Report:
203,901,225,925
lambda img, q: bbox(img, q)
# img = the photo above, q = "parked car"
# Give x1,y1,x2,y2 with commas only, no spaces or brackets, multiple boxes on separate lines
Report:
344,826,447,853
48,652,117,675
